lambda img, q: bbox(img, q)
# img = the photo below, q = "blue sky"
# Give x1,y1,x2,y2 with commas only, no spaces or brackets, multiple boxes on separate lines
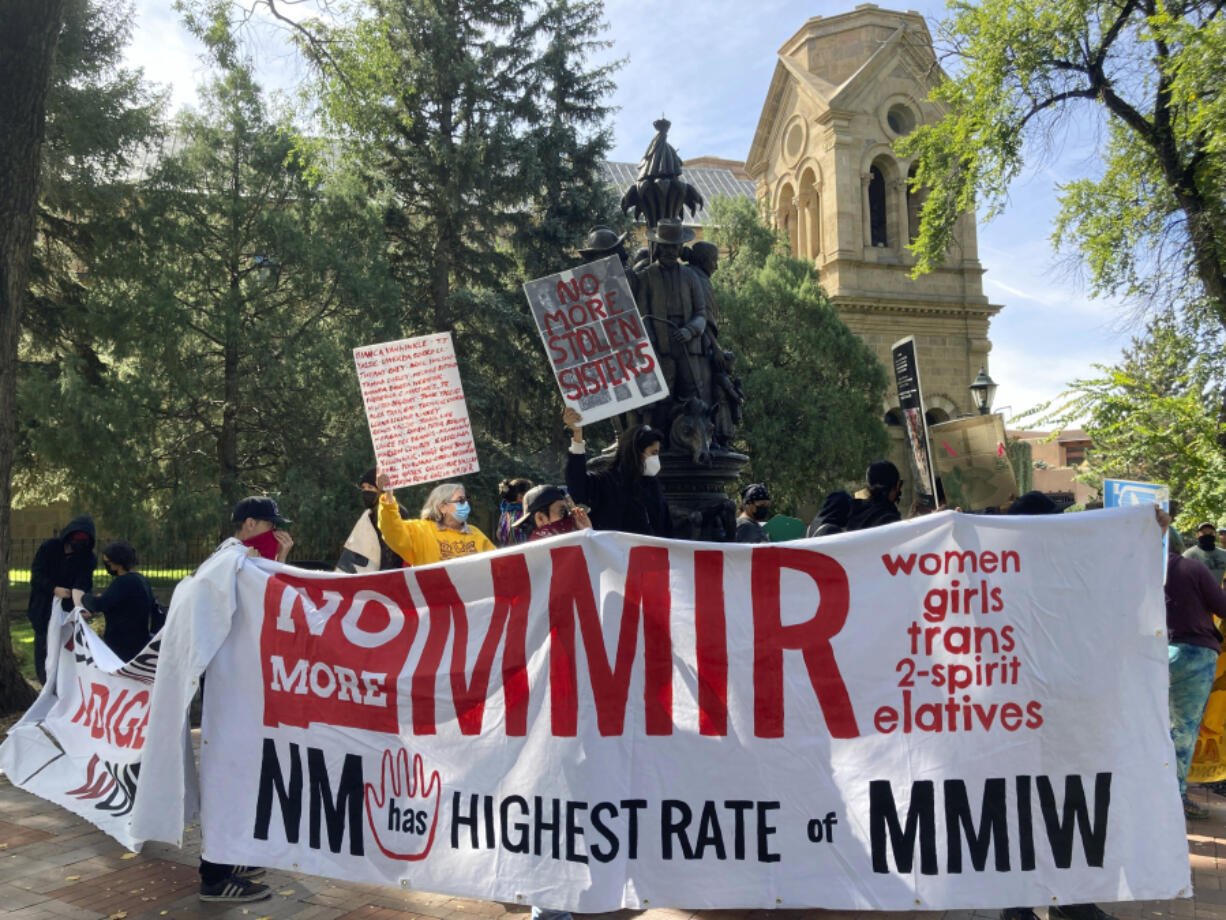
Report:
124,0,1142,424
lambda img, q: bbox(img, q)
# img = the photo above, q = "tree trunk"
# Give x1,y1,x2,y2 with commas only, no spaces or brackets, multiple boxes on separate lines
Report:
0,0,68,714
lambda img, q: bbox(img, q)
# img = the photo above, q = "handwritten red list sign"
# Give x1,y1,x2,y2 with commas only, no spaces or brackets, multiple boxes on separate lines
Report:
353,333,479,489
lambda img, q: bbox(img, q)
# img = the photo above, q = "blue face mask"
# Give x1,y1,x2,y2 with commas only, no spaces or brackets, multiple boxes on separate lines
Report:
452,501,471,523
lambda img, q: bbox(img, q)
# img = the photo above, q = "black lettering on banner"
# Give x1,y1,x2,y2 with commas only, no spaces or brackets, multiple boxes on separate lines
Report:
254,740,363,856
725,800,752,860
621,799,646,859
254,739,303,843
502,795,530,854
870,779,938,875
1017,775,1036,871
453,792,479,849
945,778,1010,872
534,795,561,859
1037,773,1111,869
590,802,619,863
662,800,693,859
566,801,588,863
307,747,365,856
695,802,726,860
756,801,781,863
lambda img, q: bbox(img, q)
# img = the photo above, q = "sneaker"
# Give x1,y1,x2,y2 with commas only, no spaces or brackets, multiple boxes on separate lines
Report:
1051,903,1118,920
1183,795,1211,820
231,865,266,881
1000,910,1039,920
199,876,272,902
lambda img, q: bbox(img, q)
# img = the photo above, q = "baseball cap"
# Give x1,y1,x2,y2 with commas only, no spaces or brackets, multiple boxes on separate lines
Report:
513,485,568,529
232,496,292,526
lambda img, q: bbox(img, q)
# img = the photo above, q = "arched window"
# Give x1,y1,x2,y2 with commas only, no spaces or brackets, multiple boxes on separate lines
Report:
925,408,950,425
868,166,888,247
907,163,927,244
885,408,903,427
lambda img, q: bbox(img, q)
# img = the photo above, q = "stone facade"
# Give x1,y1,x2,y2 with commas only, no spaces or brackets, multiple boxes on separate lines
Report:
744,4,1003,502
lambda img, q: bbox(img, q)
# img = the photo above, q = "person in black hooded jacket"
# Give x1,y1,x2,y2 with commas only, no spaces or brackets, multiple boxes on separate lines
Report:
27,513,97,684
563,407,673,537
845,460,903,531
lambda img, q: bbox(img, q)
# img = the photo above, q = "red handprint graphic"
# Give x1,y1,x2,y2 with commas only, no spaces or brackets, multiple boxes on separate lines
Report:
364,749,442,861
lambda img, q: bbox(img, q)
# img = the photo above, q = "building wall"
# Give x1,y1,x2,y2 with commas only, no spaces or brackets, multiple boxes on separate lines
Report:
746,4,1002,435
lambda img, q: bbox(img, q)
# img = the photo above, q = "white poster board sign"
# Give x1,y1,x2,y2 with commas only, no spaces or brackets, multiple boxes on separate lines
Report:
354,333,479,489
522,255,667,424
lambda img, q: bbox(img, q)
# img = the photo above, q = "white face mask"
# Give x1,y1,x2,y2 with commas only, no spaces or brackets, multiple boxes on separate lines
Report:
642,454,661,477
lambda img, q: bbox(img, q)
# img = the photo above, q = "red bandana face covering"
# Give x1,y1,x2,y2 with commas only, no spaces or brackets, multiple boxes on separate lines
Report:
530,516,578,541
243,528,280,560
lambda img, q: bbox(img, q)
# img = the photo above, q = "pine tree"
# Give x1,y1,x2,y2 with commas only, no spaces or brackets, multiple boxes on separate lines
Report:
0,0,68,712
32,66,398,549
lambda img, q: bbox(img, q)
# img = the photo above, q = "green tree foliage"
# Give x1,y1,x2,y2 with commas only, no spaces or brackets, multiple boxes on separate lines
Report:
900,1,1226,340
1021,314,1226,528
0,0,68,711
25,66,399,551
18,0,165,502
708,196,889,512
304,0,624,504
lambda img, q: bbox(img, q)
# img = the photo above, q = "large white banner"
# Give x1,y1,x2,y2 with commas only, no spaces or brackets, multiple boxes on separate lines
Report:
111,506,1189,910
0,603,163,849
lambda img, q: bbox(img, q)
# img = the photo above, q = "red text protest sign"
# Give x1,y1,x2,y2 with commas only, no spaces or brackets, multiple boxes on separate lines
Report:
354,333,478,489
523,255,667,424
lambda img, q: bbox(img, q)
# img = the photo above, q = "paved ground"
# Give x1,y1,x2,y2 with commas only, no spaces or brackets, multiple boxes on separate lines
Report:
2,740,1223,920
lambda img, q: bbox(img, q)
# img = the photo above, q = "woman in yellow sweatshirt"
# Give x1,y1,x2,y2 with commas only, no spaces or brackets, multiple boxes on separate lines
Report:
375,474,495,565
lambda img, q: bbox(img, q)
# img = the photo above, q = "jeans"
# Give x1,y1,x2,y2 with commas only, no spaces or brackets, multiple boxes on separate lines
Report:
530,909,573,920
1169,642,1220,794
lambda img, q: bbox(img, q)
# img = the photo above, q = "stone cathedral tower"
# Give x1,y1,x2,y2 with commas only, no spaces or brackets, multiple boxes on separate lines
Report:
745,4,1001,438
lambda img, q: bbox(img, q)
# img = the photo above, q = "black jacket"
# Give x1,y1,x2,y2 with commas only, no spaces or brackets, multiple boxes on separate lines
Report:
81,572,156,663
566,451,672,537
845,494,901,531
28,514,97,629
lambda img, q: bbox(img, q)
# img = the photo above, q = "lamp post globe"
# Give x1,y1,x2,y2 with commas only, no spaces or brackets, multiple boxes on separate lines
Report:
969,366,997,416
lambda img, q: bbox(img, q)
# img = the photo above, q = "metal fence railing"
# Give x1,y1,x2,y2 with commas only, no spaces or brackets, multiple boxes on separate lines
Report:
8,536,339,594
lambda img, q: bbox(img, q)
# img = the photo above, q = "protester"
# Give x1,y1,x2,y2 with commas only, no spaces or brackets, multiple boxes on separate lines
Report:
845,460,903,531
514,484,592,541
197,497,292,902
563,407,672,536
735,483,771,543
232,496,294,563
807,490,853,538
998,493,1118,920
496,477,533,547
1219,525,1226,549
376,474,495,563
1160,507,1226,819
27,514,97,685
1184,521,1226,587
79,541,159,664
337,468,405,573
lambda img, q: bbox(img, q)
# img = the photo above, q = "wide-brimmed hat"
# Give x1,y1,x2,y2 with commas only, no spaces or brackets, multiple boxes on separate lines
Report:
513,484,569,529
644,217,696,246
578,226,628,257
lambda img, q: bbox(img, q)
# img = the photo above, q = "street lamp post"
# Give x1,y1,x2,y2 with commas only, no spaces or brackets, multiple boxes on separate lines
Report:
969,366,997,416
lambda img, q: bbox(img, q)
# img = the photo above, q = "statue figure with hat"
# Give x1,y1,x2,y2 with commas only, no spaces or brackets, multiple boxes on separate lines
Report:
577,225,636,295
634,216,711,408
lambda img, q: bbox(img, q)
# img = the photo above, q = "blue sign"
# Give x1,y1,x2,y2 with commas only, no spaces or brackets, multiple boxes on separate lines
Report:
1104,478,1170,582
1104,479,1169,509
